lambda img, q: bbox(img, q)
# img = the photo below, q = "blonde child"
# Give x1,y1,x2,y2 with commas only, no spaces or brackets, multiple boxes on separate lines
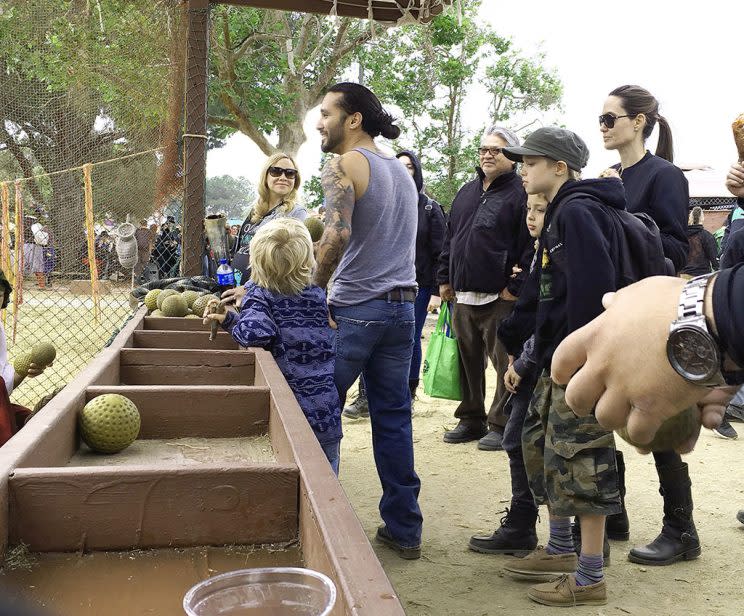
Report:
204,218,342,473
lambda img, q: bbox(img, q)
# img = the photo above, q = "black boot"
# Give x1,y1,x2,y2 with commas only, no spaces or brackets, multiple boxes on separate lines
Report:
627,462,701,566
469,504,538,556
606,450,630,540
571,518,611,566
409,380,418,414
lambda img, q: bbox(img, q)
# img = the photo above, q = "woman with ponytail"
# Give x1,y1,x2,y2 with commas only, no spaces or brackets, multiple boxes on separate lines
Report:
600,85,689,271
680,206,718,277
599,85,700,569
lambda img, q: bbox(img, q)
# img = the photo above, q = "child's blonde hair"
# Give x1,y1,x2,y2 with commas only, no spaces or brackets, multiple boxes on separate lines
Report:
249,218,314,295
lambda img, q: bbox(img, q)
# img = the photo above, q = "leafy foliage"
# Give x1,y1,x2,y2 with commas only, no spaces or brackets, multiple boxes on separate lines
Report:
206,175,256,221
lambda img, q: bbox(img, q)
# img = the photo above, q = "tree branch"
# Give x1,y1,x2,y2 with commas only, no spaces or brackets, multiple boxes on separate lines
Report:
218,91,277,156
0,126,46,204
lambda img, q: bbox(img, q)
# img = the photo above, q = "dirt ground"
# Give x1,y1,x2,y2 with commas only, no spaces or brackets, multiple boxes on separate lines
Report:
338,317,744,616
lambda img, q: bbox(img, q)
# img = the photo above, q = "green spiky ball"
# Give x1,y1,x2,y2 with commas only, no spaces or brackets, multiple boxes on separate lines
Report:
156,288,178,309
31,342,56,367
161,293,189,317
182,290,200,308
191,294,214,318
185,314,201,319
305,217,325,242
616,406,699,452
13,353,33,378
144,289,161,312
150,309,164,317
79,394,141,454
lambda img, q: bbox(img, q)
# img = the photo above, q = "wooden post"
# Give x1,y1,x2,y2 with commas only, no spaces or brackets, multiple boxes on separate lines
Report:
182,0,210,277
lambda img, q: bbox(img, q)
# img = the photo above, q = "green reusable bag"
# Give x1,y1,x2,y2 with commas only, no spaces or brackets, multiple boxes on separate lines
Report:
422,302,462,401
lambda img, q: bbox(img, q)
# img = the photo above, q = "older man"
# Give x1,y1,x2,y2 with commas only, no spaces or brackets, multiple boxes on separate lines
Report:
438,126,532,449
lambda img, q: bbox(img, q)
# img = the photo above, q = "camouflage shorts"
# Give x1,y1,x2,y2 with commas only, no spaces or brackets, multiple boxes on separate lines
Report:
522,372,621,517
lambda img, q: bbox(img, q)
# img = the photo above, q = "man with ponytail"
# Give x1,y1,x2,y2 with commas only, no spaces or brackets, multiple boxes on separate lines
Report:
600,85,699,567
313,82,423,559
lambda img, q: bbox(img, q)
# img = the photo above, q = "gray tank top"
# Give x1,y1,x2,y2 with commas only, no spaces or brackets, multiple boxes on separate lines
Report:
328,147,418,306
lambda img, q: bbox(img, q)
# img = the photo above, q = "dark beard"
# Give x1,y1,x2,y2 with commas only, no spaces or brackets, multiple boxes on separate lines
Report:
320,127,343,154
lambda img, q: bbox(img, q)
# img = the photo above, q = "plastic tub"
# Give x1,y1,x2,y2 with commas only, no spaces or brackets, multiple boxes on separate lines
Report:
183,567,337,616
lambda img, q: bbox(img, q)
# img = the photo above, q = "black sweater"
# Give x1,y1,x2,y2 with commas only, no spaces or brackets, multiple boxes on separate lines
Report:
681,224,718,276
720,227,744,270
437,169,531,296
505,178,628,371
714,264,744,370
614,152,689,272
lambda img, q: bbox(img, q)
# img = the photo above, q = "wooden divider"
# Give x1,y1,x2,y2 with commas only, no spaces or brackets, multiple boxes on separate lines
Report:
119,349,255,385
9,464,299,551
132,330,238,350
85,385,270,438
142,316,211,331
255,351,406,616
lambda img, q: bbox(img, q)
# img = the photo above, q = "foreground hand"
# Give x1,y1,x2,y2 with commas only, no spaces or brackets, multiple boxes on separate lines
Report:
551,276,715,448
726,162,744,198
504,364,522,395
599,167,621,179
202,310,227,325
499,288,517,302
26,362,50,378
220,285,246,308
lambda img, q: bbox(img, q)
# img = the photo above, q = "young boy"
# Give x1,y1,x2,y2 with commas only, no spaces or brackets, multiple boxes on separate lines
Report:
497,127,625,606
204,218,343,474
468,193,548,556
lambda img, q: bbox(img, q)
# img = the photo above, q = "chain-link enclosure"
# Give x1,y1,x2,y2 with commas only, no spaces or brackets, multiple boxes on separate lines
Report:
0,1,186,408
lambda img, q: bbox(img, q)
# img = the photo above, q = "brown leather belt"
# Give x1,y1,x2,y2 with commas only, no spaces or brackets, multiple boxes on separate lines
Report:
375,287,417,302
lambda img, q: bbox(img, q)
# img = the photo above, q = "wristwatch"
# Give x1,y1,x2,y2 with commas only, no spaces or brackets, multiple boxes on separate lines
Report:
666,273,724,386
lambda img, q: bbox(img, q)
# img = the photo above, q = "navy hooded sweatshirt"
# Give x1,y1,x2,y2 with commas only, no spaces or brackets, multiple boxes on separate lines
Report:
396,150,446,289
506,178,628,372
613,152,689,272
437,168,532,296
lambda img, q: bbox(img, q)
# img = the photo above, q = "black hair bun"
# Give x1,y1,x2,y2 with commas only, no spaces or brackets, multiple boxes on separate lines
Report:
381,123,401,140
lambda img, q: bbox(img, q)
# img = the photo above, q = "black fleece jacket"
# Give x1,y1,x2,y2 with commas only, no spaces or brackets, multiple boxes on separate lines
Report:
502,178,628,371
397,150,446,289
613,152,689,272
437,169,531,296
714,263,744,370
681,224,718,276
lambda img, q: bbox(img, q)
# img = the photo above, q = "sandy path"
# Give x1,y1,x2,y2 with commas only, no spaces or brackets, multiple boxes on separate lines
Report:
339,319,744,616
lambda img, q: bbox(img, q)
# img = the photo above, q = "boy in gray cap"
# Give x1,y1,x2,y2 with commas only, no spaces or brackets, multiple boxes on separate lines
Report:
497,127,626,606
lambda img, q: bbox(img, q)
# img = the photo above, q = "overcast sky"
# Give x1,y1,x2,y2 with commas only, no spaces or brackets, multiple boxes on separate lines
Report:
207,0,742,198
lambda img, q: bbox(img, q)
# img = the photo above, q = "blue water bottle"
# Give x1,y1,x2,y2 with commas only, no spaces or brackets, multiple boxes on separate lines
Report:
216,258,235,294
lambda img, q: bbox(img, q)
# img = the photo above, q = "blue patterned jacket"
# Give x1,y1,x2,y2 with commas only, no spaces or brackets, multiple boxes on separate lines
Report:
222,283,342,444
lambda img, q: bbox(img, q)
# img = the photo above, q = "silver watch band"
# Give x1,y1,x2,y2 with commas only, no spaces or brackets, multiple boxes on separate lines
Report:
675,274,713,326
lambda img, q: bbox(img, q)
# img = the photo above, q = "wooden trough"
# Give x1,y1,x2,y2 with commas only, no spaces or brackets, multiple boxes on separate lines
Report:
0,308,405,615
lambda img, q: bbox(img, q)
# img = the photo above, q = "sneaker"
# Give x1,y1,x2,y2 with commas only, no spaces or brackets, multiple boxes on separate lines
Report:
713,418,738,440
375,525,421,560
726,403,744,423
342,394,369,419
443,420,487,444
528,574,607,607
502,546,577,580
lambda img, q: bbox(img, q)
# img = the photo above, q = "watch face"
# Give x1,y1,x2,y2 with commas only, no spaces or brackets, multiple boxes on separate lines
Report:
667,327,720,382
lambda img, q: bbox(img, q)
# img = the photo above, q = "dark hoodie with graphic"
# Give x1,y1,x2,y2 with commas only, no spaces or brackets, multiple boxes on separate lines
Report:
396,151,446,289
508,178,629,372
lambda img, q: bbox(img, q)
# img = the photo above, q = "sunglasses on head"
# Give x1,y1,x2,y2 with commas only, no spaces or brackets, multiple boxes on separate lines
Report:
598,113,634,129
268,166,298,179
478,146,502,157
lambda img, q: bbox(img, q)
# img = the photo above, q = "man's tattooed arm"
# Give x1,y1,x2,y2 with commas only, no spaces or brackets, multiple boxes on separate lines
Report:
313,155,355,289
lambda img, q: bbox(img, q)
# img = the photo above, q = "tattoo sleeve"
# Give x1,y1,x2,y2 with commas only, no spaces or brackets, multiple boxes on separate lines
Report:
313,156,355,290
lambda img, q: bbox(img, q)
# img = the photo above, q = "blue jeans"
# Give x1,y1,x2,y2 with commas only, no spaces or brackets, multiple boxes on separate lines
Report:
332,299,423,547
409,287,433,386
320,438,341,476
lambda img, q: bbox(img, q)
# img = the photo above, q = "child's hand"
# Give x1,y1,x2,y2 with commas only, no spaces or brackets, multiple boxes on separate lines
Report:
511,265,522,278
599,167,620,179
202,311,226,325
504,364,521,395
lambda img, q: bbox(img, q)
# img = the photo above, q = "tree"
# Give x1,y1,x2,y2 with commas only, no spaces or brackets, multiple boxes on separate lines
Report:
362,1,563,207
207,5,385,159
206,175,256,221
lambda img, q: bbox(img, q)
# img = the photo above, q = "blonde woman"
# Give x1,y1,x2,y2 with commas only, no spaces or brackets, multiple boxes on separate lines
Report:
204,219,342,473
230,152,308,286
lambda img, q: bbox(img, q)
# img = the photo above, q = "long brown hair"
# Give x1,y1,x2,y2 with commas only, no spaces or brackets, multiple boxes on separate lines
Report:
609,85,674,162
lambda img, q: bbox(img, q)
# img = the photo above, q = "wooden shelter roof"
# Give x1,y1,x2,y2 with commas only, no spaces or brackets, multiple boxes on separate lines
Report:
214,0,451,23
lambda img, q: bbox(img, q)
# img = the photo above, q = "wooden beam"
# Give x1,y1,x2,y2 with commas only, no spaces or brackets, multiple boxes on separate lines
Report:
119,349,256,386
132,330,238,350
182,0,210,276
10,465,298,551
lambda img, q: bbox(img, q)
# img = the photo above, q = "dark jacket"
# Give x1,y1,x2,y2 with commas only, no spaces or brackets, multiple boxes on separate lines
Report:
720,226,744,270
720,198,744,257
503,178,628,372
680,224,718,276
713,263,744,370
437,168,531,296
613,152,688,272
397,150,446,289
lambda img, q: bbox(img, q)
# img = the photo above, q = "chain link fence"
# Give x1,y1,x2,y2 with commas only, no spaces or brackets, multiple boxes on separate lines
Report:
0,1,186,408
